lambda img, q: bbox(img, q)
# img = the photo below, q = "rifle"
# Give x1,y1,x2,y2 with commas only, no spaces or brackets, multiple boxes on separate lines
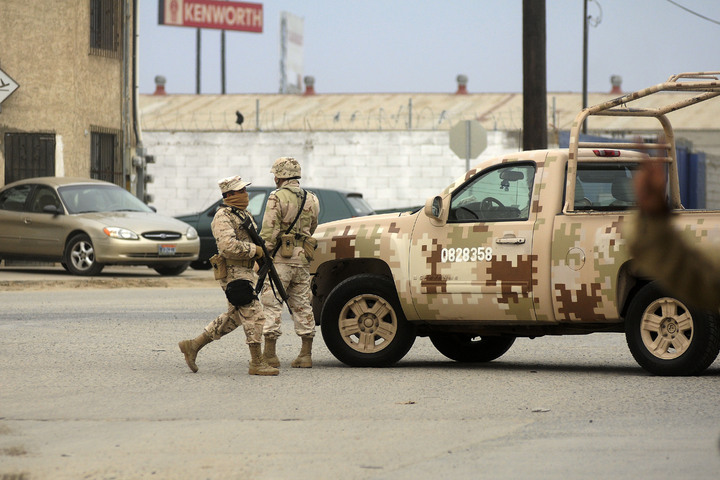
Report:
240,215,292,314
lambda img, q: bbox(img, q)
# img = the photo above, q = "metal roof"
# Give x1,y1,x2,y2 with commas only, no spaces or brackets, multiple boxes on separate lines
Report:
139,90,720,134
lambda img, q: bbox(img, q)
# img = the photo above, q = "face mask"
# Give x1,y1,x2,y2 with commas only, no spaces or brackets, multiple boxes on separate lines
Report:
225,191,249,210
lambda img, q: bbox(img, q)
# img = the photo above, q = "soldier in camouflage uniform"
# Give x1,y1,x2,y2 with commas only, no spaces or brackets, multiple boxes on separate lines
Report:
629,160,720,311
178,175,279,376
260,157,320,368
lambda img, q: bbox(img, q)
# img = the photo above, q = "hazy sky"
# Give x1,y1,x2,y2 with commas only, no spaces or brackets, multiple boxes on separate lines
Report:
138,0,720,95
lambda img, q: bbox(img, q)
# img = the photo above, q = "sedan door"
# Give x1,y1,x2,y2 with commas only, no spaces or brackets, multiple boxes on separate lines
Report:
19,185,68,257
0,184,33,255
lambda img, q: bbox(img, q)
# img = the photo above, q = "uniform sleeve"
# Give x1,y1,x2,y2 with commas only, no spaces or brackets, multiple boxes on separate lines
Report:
628,214,720,311
260,193,283,252
309,193,320,235
212,210,257,260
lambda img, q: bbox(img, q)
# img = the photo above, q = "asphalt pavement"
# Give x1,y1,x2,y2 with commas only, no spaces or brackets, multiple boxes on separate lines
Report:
0,261,215,290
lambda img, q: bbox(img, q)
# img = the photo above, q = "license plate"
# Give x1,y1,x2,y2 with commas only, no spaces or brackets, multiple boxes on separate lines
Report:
158,244,176,256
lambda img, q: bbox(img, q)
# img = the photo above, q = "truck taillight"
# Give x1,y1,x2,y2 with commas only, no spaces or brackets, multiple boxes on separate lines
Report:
593,149,621,157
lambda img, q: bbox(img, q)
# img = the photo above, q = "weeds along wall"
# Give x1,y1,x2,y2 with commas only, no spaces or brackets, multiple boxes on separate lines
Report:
143,130,519,217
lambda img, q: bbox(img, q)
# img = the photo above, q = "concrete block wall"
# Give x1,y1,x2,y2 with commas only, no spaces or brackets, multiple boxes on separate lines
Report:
144,130,519,217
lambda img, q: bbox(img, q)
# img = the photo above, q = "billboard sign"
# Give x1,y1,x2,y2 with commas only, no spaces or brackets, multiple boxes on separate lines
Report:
159,0,263,33
280,11,304,93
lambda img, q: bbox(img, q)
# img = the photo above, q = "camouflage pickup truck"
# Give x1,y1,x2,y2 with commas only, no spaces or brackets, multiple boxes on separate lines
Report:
309,72,720,376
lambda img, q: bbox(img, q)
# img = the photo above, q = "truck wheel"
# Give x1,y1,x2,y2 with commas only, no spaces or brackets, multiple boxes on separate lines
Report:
321,274,416,367
625,282,720,376
430,333,515,363
64,234,104,276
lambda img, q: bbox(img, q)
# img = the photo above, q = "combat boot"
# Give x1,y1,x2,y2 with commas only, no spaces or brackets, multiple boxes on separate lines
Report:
178,331,212,373
291,336,313,368
263,336,280,368
248,343,279,376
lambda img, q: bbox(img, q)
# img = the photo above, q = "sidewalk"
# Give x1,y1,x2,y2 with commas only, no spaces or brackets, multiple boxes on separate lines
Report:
0,262,215,290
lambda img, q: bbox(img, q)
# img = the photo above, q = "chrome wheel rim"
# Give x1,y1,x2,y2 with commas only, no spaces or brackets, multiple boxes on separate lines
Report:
70,240,95,272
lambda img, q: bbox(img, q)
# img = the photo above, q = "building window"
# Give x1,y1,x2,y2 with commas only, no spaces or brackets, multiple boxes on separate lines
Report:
3,132,56,184
90,128,123,186
90,0,121,58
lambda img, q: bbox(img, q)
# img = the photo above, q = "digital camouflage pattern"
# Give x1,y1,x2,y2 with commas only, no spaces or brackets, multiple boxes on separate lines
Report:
204,205,264,344
309,147,720,328
270,156,302,179
629,214,720,311
308,72,720,374
260,179,320,338
261,263,315,338
260,181,320,265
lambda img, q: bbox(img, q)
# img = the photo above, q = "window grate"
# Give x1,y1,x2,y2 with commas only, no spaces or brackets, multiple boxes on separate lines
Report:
89,0,122,59
90,128,123,186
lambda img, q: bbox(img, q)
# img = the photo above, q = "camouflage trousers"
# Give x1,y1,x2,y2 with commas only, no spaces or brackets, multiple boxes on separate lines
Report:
204,297,265,344
261,263,316,338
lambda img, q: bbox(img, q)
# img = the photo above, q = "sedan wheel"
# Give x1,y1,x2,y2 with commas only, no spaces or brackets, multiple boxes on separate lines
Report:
64,234,104,276
153,263,190,276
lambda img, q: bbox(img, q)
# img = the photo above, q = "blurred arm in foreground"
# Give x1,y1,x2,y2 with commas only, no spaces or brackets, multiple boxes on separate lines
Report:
629,159,720,311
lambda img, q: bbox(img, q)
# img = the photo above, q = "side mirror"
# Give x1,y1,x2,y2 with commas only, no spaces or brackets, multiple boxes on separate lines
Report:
424,195,444,221
42,205,62,216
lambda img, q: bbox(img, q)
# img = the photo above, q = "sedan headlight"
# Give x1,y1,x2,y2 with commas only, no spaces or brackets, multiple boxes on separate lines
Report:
103,227,139,240
186,226,199,240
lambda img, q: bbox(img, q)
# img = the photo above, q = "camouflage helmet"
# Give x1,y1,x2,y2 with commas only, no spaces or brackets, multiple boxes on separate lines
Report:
271,156,301,179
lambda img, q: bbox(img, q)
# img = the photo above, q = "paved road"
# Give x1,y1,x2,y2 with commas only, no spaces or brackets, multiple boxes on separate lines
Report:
1,265,719,479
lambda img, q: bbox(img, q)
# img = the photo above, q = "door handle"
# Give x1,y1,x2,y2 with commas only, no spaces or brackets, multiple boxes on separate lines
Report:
495,237,525,245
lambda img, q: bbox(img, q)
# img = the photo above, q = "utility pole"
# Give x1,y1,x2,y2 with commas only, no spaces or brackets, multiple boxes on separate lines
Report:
522,0,547,151
582,0,588,133
196,28,201,94
221,30,226,94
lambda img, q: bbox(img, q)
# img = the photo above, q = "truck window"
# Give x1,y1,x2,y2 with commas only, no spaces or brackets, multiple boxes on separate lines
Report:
572,162,640,211
448,163,535,222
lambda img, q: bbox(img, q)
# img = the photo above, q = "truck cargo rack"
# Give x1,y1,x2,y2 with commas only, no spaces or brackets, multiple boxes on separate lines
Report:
565,71,720,212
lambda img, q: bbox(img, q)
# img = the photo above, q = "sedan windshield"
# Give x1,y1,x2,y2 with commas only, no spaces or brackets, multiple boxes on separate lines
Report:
58,184,154,214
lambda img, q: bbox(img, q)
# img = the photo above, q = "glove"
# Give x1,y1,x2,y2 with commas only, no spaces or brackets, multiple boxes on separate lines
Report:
254,247,264,259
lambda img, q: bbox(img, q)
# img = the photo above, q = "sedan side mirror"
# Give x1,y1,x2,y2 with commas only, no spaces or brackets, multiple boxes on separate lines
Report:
42,205,63,216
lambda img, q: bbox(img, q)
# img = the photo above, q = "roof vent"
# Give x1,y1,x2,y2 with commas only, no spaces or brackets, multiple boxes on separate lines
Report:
456,74,468,95
153,75,167,96
610,75,622,94
303,76,316,96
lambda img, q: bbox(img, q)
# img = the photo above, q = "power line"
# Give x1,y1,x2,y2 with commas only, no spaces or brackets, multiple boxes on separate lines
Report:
666,0,720,26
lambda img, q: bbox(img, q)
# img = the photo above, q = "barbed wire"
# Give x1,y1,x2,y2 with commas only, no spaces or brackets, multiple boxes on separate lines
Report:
140,108,528,133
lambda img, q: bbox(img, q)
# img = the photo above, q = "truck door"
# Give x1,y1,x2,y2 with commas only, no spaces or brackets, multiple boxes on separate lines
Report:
409,162,539,322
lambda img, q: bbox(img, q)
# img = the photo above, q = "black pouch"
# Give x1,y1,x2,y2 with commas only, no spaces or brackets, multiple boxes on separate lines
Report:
225,279,257,307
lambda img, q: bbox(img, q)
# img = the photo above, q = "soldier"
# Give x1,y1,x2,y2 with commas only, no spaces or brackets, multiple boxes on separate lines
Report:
629,159,720,311
178,175,279,376
260,157,320,368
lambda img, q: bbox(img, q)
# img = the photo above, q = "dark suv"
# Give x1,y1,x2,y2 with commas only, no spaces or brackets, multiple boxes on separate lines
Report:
176,186,374,269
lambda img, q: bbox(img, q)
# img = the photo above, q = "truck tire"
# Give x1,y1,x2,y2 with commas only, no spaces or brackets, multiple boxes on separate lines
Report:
321,274,416,367
625,282,720,376
430,333,515,363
